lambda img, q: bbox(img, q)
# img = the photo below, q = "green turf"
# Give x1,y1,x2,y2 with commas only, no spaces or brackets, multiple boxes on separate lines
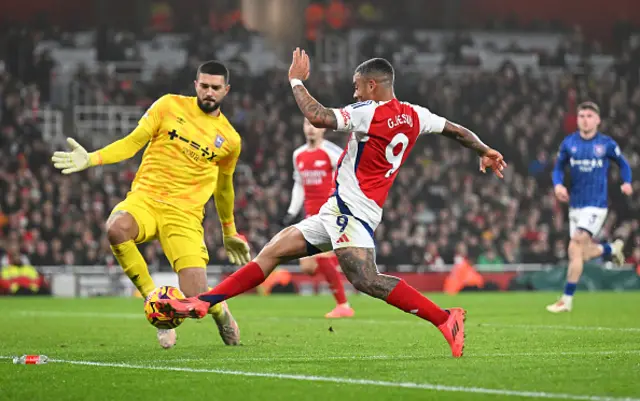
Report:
1,292,639,401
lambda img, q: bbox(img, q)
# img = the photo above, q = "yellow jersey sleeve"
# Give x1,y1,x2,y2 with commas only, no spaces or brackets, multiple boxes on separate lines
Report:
217,138,241,175
214,139,241,236
137,95,171,135
88,95,171,166
89,125,152,166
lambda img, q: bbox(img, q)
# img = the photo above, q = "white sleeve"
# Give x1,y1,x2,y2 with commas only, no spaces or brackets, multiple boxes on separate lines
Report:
414,104,447,135
287,181,305,216
331,101,376,133
292,153,301,184
288,154,304,216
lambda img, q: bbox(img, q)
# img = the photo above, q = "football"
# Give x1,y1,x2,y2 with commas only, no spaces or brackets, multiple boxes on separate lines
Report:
143,286,186,329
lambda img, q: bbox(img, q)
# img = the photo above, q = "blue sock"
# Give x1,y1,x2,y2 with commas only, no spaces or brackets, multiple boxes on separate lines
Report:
601,242,612,260
563,282,577,297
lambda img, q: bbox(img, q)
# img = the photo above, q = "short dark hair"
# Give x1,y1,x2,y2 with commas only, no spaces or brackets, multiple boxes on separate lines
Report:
196,61,229,84
577,101,600,115
354,58,394,86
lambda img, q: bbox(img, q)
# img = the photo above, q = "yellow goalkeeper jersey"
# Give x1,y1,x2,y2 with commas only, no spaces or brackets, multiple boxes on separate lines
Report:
91,94,241,219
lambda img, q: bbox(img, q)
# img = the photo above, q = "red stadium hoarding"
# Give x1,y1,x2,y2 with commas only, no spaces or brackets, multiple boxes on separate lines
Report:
265,272,518,293
459,0,640,40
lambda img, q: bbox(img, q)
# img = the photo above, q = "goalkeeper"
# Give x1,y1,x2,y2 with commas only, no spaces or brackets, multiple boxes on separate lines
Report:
51,61,250,349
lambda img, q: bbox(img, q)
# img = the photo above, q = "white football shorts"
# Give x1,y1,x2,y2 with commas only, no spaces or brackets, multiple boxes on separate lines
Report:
569,207,608,238
294,196,376,254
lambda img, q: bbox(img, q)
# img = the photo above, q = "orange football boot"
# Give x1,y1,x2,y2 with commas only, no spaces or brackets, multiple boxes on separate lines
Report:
437,307,466,358
156,297,211,319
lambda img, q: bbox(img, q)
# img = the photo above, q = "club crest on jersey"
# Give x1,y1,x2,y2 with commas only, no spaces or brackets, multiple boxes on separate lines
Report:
593,144,605,157
215,135,225,148
570,146,577,153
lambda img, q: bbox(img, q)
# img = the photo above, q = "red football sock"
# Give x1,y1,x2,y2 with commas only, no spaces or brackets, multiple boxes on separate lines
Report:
386,280,449,326
199,261,265,305
315,255,348,305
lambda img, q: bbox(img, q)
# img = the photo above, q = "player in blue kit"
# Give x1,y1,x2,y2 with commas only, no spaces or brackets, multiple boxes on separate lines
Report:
547,101,633,313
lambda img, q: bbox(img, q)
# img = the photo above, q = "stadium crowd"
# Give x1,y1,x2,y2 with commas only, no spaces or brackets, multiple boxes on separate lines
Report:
1,26,640,272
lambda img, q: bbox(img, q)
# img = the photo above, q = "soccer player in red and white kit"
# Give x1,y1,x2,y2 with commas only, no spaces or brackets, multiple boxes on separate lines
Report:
158,49,507,358
281,118,354,318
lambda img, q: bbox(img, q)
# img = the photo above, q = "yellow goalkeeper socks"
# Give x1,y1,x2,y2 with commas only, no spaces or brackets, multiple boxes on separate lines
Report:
206,287,225,319
111,240,156,298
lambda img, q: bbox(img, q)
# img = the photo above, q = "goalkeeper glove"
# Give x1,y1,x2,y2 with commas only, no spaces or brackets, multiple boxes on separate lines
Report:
51,138,92,174
223,234,251,265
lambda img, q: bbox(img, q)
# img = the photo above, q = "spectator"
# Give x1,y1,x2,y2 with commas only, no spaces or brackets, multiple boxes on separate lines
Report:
476,248,504,270
0,26,639,272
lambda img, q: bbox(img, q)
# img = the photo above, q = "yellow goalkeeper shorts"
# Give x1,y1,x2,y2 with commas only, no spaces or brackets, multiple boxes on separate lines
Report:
110,192,209,271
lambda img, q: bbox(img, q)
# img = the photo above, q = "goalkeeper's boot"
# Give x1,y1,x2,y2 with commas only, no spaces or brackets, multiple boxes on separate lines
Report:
611,239,625,267
325,304,355,318
437,307,466,358
157,328,176,349
211,301,240,345
546,297,572,313
157,296,210,319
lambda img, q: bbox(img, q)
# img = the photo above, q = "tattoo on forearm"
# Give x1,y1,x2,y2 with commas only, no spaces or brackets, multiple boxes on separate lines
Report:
292,86,337,128
441,122,489,155
334,248,399,299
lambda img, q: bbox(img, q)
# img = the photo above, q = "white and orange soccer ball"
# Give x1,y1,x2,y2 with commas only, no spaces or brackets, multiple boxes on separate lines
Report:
144,286,186,329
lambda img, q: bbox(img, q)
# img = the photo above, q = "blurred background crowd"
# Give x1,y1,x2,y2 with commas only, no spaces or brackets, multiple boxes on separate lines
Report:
1,0,640,273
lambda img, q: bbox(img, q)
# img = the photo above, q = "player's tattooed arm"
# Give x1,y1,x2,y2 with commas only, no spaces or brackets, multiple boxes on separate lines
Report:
291,86,338,129
441,121,490,156
334,248,400,299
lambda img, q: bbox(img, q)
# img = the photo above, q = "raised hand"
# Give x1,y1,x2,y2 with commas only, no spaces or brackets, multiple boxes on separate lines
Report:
288,47,310,82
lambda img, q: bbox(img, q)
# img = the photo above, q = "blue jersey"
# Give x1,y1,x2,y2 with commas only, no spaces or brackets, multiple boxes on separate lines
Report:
552,132,632,208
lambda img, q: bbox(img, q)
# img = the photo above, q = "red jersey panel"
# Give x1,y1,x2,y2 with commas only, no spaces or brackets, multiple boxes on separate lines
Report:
330,99,447,226
292,140,342,216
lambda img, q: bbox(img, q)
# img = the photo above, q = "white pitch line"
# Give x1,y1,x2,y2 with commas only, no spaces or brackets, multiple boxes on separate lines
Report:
158,350,640,364
2,356,638,401
480,323,640,333
15,311,141,319
12,310,640,333
3,350,638,367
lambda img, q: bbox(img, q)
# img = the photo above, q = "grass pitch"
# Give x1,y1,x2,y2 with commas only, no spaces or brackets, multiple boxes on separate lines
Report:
1,292,639,401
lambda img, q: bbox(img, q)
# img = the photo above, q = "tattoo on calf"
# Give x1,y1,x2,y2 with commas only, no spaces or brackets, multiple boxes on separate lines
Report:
334,247,400,299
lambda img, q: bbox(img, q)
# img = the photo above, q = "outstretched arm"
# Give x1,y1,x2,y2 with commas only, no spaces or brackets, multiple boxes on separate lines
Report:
436,120,506,178
89,126,152,165
52,96,169,174
52,127,151,174
440,121,491,156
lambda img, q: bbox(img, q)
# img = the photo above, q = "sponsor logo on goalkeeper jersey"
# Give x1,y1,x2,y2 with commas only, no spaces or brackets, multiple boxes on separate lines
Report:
167,129,217,162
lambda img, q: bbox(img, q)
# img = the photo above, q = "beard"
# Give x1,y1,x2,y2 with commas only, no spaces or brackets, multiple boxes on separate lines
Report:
197,97,222,113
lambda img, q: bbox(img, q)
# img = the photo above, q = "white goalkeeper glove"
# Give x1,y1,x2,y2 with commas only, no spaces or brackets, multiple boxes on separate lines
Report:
51,137,92,174
223,234,251,265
